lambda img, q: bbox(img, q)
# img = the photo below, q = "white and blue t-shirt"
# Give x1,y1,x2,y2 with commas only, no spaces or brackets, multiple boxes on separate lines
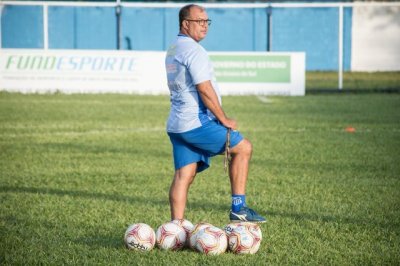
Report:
165,34,221,133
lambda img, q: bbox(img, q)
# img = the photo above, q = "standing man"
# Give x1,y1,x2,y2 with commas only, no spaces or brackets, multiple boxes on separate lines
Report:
165,4,266,223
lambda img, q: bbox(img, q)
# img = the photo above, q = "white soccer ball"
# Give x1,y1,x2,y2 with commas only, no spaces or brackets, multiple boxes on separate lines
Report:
223,222,242,236
171,219,194,246
124,223,156,252
194,226,228,255
188,222,214,249
228,223,262,254
223,222,258,236
156,222,186,251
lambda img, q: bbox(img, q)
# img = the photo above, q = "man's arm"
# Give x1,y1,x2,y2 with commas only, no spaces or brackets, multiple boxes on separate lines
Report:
196,80,237,130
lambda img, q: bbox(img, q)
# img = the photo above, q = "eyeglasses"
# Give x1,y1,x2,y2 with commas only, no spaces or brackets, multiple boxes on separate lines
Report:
186,19,212,26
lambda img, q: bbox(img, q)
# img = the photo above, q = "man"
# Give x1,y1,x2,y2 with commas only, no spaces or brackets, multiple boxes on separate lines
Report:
165,4,266,223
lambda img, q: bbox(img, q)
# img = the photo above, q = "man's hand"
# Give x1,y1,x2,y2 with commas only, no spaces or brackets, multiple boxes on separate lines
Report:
221,117,238,130
196,81,238,130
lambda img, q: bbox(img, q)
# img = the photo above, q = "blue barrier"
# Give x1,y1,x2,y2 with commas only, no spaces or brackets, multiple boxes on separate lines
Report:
1,3,351,70
1,5,44,48
49,6,117,49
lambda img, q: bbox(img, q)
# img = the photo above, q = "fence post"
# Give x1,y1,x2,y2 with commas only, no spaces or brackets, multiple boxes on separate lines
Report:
116,1,122,50
43,3,48,49
338,4,343,90
0,5,3,48
266,3,272,51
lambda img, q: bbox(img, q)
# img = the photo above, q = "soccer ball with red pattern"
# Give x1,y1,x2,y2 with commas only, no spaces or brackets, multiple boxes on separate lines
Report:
194,226,228,255
223,222,259,237
228,223,262,254
223,222,242,236
156,222,186,251
188,222,214,249
124,223,156,252
172,219,194,247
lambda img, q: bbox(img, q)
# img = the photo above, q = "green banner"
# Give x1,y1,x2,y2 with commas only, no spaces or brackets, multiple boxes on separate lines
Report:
210,55,291,83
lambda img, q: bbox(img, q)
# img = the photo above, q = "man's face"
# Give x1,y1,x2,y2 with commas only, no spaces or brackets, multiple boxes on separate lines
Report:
183,7,209,42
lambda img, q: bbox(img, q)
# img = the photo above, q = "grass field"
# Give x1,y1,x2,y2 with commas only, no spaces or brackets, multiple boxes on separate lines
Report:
306,71,400,91
0,91,399,265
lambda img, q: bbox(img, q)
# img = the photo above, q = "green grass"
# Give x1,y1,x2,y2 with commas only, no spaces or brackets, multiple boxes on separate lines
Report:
0,92,399,265
306,71,400,91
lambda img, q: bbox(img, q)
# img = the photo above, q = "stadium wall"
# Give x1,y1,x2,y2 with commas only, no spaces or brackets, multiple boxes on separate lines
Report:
1,2,399,71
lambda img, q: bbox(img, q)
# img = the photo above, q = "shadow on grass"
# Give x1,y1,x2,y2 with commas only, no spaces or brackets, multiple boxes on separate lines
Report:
0,185,227,212
0,185,224,250
74,233,124,250
3,185,396,230
30,141,171,158
0,185,166,205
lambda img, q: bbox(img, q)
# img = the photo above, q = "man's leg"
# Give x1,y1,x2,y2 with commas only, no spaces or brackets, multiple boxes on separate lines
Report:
229,138,266,223
229,138,252,195
169,162,197,220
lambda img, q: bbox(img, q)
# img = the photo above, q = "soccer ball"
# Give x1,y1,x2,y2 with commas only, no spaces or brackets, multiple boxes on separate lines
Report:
223,222,258,236
124,223,156,252
194,226,228,255
156,222,186,251
228,223,262,254
172,219,194,246
188,222,214,249
222,222,242,236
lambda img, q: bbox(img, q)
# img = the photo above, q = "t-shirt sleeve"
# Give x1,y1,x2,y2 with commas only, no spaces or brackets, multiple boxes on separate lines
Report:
186,47,212,85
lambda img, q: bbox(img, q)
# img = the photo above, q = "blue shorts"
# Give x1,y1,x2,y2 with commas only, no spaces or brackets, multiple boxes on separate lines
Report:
168,120,244,173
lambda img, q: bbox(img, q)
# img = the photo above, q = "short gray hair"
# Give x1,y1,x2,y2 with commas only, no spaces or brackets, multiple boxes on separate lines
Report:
179,4,204,29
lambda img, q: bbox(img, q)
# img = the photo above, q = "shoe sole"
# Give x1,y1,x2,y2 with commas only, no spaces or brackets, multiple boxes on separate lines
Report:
230,219,267,224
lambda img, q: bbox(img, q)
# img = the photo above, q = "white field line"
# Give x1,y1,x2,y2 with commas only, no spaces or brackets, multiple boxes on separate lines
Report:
257,96,273,104
2,127,396,139
0,99,167,105
0,127,165,138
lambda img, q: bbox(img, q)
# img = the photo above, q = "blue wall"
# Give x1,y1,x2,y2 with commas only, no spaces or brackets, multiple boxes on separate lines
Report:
203,8,268,51
49,6,116,49
272,7,352,70
1,5,44,48
1,4,352,71
122,8,173,50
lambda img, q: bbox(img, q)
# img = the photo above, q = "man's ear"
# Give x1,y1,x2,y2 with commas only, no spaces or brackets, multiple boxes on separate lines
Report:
183,20,189,30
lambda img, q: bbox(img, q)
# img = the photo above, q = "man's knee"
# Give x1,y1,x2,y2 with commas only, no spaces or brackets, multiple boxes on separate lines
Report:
242,139,253,156
173,163,197,185
231,138,252,156
174,172,195,186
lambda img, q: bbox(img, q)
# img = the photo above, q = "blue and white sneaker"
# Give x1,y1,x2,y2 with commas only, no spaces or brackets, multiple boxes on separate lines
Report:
230,206,267,223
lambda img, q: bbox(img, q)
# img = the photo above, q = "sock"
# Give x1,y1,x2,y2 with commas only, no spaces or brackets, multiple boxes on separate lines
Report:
231,194,246,212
